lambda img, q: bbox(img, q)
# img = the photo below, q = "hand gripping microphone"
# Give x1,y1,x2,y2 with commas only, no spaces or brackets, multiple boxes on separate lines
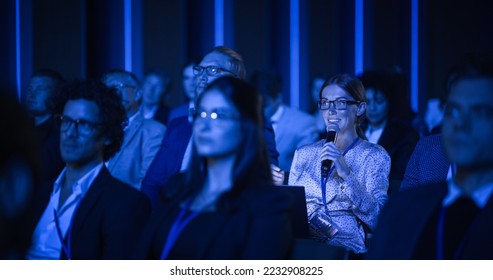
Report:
321,130,337,178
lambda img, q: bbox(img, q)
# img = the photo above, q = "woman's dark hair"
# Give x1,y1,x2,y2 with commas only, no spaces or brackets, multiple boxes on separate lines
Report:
320,74,367,139
180,76,272,209
52,79,127,161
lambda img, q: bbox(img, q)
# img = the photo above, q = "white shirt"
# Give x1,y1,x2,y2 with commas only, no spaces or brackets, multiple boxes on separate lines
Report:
141,105,159,119
365,124,385,144
269,105,284,133
26,164,103,260
443,177,493,209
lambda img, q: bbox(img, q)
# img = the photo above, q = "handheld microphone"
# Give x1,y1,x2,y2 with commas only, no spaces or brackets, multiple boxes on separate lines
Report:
321,130,337,178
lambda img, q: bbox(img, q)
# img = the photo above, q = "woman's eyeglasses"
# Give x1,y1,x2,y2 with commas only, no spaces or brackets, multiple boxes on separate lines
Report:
317,99,360,110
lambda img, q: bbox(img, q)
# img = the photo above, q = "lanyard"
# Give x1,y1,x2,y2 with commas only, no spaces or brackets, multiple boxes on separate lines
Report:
53,198,83,260
320,137,360,208
160,199,201,260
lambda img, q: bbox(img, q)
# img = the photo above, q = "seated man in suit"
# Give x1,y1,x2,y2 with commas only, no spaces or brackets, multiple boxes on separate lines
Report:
141,46,279,206
26,80,151,259
25,69,66,182
251,70,318,183
366,53,493,259
102,70,166,190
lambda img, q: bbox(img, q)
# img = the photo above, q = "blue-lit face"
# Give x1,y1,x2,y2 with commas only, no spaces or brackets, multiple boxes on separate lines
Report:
442,77,493,168
365,88,389,127
195,52,236,96
193,89,241,160
60,99,105,168
26,76,54,116
320,85,362,135
142,74,165,106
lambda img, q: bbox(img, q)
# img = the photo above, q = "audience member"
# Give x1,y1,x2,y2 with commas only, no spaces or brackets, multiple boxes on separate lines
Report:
25,69,65,182
366,53,493,259
135,77,292,259
25,80,151,259
102,69,166,190
168,58,201,124
141,46,279,207
289,74,390,254
140,69,172,125
358,70,419,194
251,70,318,181
1,91,40,259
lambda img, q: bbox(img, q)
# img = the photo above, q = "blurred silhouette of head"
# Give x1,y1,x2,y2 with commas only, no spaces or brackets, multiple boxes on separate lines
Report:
250,70,283,119
1,90,41,259
25,69,65,120
182,57,201,101
142,69,172,107
359,69,413,126
442,53,493,170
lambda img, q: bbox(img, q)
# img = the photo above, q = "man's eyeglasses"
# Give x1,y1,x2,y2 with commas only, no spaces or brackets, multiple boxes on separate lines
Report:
193,110,240,122
317,99,360,110
55,115,103,136
109,83,137,93
444,103,493,122
193,65,236,77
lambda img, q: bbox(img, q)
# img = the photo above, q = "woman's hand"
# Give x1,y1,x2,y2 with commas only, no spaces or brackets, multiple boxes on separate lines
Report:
270,164,285,185
320,142,351,180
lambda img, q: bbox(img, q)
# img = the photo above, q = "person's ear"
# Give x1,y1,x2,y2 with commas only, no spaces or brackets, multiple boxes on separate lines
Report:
356,102,366,117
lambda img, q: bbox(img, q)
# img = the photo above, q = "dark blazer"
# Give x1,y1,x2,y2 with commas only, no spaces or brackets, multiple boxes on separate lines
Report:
167,103,189,126
400,133,451,191
376,120,419,186
366,182,493,259
135,174,293,260
141,115,280,207
28,167,151,259
152,105,170,126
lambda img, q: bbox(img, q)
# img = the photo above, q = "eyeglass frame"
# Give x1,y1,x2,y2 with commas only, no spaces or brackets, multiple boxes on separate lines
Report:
192,109,240,123
193,65,237,78
317,98,361,110
444,102,493,122
108,82,138,93
54,114,104,136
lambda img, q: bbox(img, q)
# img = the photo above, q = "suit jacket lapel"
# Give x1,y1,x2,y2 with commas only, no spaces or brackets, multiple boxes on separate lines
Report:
70,167,110,236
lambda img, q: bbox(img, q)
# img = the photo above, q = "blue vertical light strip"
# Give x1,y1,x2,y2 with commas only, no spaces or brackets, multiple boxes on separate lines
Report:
354,0,364,75
215,0,224,46
16,0,21,101
411,0,419,112
290,0,300,108
124,0,132,71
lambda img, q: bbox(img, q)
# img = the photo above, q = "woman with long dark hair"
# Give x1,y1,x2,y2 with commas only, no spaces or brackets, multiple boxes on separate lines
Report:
136,76,292,259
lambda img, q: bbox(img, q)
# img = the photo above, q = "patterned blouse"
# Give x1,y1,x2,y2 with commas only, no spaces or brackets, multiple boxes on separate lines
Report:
289,138,390,253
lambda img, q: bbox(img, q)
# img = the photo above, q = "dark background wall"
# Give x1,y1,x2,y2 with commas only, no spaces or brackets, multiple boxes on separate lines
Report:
3,0,493,115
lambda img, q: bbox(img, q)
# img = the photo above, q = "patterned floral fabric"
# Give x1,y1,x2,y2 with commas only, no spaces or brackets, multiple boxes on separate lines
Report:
289,139,390,253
